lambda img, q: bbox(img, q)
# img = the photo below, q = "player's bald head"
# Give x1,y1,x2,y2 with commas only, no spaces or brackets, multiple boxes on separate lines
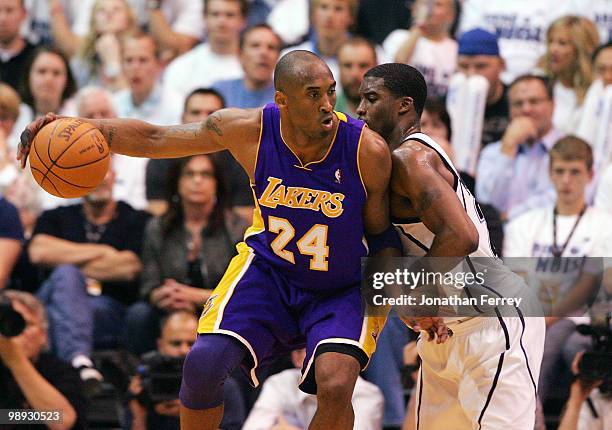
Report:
274,50,331,92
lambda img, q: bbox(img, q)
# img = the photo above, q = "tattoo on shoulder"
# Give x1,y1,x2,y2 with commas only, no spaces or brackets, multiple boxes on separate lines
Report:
205,112,223,137
418,187,441,212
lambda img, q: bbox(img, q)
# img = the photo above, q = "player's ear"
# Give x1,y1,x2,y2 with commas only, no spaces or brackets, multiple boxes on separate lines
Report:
398,96,413,114
275,91,287,108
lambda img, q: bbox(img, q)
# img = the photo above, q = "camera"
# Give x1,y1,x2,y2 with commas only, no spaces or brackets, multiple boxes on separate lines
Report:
576,313,612,395
137,352,185,403
0,293,25,338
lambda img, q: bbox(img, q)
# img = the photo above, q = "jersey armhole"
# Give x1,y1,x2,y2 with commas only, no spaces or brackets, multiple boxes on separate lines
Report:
356,125,368,197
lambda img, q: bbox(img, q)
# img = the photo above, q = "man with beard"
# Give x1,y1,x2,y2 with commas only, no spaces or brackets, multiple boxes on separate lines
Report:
28,161,150,391
335,37,378,116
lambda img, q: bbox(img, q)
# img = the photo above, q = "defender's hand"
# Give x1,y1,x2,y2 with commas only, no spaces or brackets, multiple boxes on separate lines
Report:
401,316,452,344
17,112,64,168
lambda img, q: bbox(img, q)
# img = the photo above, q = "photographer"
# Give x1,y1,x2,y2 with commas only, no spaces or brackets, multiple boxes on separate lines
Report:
559,350,611,430
0,290,86,429
126,311,245,430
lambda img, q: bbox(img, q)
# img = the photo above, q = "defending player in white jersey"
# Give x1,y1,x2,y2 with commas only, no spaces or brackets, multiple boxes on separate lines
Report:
357,63,545,430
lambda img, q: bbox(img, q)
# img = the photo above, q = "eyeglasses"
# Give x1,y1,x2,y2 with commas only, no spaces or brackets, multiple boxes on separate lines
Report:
509,97,550,109
181,170,214,179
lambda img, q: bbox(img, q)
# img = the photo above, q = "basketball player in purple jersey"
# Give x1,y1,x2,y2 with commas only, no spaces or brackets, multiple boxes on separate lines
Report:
357,63,545,429
18,51,404,430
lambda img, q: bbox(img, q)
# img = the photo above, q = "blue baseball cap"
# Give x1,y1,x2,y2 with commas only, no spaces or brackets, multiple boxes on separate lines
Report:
458,28,500,56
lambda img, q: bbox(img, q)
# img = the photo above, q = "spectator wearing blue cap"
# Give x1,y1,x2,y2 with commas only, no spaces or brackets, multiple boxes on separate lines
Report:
457,28,509,146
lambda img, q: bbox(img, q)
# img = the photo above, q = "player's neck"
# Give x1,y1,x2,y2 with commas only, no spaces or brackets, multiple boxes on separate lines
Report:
393,124,421,150
555,197,586,216
83,200,117,225
281,116,336,163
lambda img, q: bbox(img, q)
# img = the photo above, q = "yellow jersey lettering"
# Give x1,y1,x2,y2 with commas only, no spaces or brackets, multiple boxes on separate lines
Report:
324,193,345,218
258,177,345,217
259,177,284,208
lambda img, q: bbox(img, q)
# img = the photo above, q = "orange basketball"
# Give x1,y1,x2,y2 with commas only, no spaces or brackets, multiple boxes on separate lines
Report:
29,118,110,198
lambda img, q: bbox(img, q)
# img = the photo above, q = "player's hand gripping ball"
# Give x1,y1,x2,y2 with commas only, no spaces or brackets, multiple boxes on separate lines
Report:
28,118,110,198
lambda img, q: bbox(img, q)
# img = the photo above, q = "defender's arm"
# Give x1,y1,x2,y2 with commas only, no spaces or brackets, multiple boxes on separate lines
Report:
392,142,479,257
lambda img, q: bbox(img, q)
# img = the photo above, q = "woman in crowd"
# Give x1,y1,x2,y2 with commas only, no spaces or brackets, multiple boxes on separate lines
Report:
126,154,247,355
71,0,139,91
21,46,78,120
537,15,600,133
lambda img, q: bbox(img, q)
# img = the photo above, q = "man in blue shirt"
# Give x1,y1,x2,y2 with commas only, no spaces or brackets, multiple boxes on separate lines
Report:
212,24,281,108
476,75,563,221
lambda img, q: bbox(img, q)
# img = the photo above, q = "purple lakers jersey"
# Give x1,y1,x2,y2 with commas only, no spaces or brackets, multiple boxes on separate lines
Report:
245,103,368,290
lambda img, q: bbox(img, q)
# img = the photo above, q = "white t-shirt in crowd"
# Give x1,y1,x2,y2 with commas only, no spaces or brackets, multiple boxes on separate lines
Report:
458,0,574,83
504,205,612,320
594,164,612,214
23,0,94,44
552,81,583,135
162,43,243,102
267,0,309,45
127,0,205,39
242,369,383,430
383,30,457,98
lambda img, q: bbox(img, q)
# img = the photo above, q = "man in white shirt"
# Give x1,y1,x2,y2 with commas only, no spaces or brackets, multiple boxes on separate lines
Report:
163,0,246,101
504,135,612,404
242,348,384,430
113,34,183,210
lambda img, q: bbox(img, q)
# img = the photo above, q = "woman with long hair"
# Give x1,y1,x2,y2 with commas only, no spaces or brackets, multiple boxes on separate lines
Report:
71,0,139,91
21,46,78,119
537,15,600,133
125,154,247,355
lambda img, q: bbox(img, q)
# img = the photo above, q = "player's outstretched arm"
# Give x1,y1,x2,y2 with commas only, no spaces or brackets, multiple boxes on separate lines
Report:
392,141,479,257
17,109,261,169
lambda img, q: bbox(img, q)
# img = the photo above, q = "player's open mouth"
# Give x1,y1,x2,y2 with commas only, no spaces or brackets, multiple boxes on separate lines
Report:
321,117,333,130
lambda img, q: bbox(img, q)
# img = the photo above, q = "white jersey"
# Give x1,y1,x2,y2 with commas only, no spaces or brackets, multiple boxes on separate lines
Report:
394,133,496,259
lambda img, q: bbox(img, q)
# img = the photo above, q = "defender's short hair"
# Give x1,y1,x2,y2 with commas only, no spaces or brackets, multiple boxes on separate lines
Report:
549,135,593,171
364,63,427,116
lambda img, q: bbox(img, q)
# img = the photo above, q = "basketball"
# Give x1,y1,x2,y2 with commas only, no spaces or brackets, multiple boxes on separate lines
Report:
29,118,110,198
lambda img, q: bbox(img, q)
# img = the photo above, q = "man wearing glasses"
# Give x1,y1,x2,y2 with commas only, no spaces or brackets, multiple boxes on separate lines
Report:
476,75,563,222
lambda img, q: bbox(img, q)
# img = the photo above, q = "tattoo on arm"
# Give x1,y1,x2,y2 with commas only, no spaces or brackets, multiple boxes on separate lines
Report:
205,112,223,137
107,126,118,147
418,187,441,212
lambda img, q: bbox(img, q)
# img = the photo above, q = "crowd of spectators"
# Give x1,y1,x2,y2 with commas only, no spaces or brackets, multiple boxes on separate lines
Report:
1,0,611,429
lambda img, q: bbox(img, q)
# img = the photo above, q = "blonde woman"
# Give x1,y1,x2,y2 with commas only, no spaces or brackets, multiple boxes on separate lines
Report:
71,0,139,92
537,15,600,133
